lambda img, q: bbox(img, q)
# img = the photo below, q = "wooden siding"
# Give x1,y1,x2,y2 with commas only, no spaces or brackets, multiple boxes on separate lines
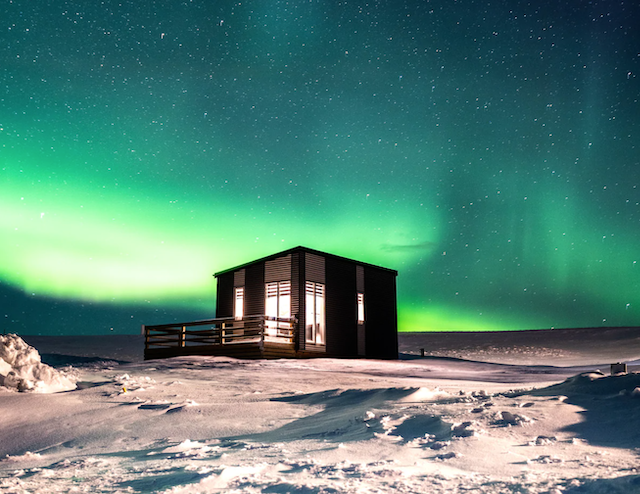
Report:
207,246,398,360
356,265,364,292
292,252,303,351
357,324,366,356
233,268,245,287
356,265,365,356
363,267,398,359
305,253,325,283
265,254,291,282
216,271,234,318
144,316,296,360
245,263,265,316
325,257,357,356
145,343,297,360
302,252,326,353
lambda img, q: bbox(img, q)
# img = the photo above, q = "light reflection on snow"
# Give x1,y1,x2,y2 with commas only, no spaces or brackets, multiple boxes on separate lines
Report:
2,334,640,493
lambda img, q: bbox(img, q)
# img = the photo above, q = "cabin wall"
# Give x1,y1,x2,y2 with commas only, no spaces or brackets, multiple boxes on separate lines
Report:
325,257,357,356
356,265,366,356
305,253,325,282
264,253,297,322
265,254,291,282
291,252,303,350
215,272,234,318
245,263,265,316
302,253,326,353
363,267,398,359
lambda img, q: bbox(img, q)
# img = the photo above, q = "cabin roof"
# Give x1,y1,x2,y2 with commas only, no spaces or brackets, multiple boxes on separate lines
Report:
213,246,398,277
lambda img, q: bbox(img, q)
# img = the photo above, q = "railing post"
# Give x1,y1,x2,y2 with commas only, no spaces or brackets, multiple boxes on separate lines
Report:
292,317,297,348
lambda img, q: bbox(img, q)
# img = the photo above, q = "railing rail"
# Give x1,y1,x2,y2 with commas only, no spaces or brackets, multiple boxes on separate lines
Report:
143,315,297,352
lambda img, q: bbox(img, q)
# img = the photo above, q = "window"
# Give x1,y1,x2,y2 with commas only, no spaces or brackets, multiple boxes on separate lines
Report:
306,282,325,345
265,281,291,337
234,287,244,320
357,292,365,324
265,281,291,319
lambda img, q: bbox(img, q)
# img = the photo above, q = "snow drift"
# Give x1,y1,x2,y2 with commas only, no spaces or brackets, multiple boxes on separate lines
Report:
1,331,639,493
0,334,76,393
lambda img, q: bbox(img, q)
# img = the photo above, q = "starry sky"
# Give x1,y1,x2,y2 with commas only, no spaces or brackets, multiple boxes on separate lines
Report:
2,0,639,335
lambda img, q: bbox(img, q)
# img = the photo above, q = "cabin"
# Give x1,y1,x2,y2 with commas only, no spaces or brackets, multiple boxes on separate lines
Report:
143,246,398,360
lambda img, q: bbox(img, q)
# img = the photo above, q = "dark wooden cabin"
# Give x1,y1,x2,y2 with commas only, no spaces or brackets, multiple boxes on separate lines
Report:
144,246,398,360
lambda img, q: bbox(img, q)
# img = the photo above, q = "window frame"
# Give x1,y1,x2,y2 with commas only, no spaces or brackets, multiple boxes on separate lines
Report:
265,281,291,320
305,281,325,345
234,286,244,320
357,292,365,324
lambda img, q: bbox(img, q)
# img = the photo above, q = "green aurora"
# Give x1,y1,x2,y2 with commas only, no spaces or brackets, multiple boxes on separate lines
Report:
1,0,639,334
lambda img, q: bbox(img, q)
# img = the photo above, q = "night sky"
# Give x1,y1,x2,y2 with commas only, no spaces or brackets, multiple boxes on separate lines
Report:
2,0,639,335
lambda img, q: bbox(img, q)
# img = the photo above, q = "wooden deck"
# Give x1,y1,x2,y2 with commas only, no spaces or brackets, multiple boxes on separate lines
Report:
143,315,298,360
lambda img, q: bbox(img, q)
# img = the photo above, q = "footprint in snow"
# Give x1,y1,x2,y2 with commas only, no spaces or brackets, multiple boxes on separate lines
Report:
433,451,461,461
138,403,172,410
528,454,563,464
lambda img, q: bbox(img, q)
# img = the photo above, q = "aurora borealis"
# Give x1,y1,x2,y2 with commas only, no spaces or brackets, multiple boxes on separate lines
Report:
2,1,639,335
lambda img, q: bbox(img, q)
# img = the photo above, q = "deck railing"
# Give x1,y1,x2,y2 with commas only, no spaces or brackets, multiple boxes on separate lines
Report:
143,315,297,352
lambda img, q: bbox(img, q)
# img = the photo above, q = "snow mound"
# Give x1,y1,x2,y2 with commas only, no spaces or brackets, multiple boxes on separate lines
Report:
540,371,640,397
0,334,76,393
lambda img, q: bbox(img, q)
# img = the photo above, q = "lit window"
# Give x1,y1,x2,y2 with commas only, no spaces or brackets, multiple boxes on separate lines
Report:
265,281,291,336
234,287,244,320
265,281,291,319
357,292,365,324
306,282,325,344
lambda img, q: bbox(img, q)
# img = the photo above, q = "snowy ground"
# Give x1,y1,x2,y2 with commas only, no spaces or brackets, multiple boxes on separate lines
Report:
1,329,640,493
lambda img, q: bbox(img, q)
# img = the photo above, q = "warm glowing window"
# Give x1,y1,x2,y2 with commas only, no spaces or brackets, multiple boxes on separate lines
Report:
265,281,292,338
265,281,291,319
357,292,365,324
234,287,244,320
306,282,325,345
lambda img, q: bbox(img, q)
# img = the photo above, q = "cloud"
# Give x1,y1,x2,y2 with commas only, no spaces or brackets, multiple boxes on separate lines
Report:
380,241,437,254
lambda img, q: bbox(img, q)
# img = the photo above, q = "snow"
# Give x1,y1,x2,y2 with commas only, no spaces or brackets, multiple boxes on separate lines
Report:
0,334,76,393
1,329,639,493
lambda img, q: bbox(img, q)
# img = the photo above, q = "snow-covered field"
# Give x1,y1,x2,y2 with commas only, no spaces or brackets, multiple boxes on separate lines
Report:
2,329,640,493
